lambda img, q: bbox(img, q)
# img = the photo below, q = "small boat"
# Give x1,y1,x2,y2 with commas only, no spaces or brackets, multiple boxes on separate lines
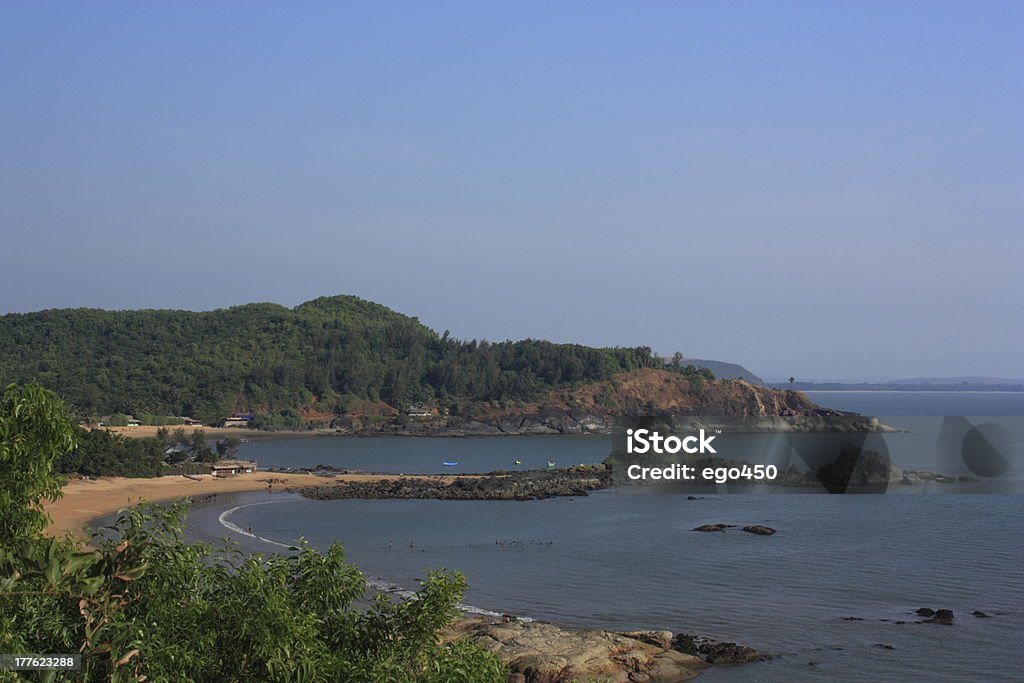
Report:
546,461,556,468
514,459,522,465
442,461,459,467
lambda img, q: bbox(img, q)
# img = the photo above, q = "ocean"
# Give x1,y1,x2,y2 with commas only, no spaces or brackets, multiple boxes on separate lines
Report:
184,392,1024,681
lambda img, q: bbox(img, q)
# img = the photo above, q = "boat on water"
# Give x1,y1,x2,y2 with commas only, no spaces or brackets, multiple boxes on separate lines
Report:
442,461,458,467
514,459,522,465
546,461,556,468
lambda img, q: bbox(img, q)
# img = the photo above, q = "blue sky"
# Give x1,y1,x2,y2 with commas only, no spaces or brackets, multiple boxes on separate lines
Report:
1,1,1021,380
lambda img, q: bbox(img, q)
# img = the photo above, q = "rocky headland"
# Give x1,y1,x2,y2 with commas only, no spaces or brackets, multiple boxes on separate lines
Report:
441,617,771,682
314,369,885,436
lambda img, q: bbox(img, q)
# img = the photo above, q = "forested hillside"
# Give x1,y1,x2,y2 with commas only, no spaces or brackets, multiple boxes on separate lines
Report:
0,295,690,422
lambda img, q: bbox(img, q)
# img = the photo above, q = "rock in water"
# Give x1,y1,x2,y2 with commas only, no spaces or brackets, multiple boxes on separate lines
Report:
925,609,954,625
742,525,776,536
915,608,935,617
698,641,772,665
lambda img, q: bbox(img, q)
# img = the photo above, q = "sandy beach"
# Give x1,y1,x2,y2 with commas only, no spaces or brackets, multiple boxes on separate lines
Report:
43,472,457,539
98,425,302,440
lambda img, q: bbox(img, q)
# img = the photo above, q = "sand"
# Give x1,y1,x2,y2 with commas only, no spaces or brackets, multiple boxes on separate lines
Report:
98,425,302,440
43,472,455,540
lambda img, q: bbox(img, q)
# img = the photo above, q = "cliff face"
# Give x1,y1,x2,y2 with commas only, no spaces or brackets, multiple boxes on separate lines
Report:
546,368,816,418
333,369,869,436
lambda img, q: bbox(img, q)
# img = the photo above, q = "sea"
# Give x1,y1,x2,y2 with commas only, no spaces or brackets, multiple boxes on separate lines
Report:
183,392,1024,681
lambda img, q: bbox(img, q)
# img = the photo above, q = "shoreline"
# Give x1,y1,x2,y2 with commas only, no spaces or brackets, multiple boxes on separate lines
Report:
43,472,467,539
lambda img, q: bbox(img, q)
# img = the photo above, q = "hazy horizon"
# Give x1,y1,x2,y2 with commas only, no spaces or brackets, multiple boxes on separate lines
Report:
2,2,1021,380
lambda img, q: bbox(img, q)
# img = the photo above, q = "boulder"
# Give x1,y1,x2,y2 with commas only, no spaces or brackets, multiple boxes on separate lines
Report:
924,609,954,625
441,618,707,682
741,525,776,536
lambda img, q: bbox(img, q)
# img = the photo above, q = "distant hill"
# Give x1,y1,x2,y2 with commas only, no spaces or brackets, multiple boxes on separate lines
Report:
0,295,722,424
682,358,763,384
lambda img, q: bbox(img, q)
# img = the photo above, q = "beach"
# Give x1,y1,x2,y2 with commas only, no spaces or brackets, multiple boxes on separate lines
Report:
43,472,464,539
98,425,300,440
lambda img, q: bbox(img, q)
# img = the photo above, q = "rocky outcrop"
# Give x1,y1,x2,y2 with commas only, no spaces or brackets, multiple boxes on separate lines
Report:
293,467,613,502
671,634,771,665
441,618,712,682
318,369,886,437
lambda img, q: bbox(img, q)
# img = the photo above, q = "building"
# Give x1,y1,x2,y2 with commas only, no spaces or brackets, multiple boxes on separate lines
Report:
220,414,252,428
210,460,257,477
406,405,433,418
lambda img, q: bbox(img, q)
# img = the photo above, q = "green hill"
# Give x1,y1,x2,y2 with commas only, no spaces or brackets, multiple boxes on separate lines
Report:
0,295,678,423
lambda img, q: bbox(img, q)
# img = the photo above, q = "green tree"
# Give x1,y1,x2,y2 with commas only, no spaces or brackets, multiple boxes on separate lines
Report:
0,383,76,545
0,384,506,682
215,435,241,460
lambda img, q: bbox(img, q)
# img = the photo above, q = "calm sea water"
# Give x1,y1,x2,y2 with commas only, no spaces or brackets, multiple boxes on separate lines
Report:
185,393,1024,681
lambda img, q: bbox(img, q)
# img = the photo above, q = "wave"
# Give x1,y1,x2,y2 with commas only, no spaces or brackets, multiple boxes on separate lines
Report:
217,501,294,550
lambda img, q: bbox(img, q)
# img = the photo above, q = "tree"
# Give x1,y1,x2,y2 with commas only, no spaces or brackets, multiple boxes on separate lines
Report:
788,377,795,386
0,383,507,681
0,383,76,544
215,436,241,461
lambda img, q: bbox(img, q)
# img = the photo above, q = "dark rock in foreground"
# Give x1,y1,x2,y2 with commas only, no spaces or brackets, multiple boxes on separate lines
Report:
294,467,613,502
671,633,771,665
443,617,769,682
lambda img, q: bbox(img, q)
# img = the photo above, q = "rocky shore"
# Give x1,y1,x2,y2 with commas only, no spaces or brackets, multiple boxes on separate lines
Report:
294,466,614,501
442,617,771,682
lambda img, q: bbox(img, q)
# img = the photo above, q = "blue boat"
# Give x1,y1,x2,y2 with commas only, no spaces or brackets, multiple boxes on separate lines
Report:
442,461,459,467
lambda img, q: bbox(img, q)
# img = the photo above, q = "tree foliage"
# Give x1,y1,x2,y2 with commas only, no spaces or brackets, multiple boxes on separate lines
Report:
0,386,507,681
0,383,76,544
0,296,680,422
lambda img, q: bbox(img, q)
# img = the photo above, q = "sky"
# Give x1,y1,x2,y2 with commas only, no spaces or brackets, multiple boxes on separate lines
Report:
1,1,1021,381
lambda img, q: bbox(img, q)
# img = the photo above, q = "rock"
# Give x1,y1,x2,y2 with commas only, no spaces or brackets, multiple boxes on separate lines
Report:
441,618,707,682
698,641,771,664
741,525,776,536
842,617,864,621
670,633,700,656
506,675,526,683
296,468,613,502
924,609,954,625
873,644,895,650
972,610,989,618
693,524,734,532
623,630,675,650
915,608,935,617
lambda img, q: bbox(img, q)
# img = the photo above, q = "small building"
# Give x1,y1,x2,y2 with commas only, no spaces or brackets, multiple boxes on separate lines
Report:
182,417,203,426
125,415,142,427
210,460,257,477
221,414,252,428
406,405,433,418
